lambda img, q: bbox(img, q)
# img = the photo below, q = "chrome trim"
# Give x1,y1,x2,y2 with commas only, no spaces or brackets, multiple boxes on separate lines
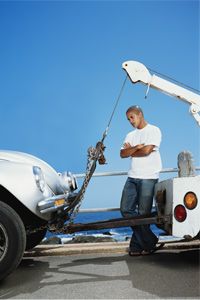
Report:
59,171,78,192
38,194,69,214
0,224,9,262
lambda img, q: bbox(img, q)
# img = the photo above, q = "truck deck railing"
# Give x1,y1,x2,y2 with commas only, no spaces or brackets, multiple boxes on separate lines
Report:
75,167,200,213
75,167,200,179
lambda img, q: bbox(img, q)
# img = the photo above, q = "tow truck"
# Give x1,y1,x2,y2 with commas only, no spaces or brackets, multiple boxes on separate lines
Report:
0,61,199,281
66,61,200,240
122,61,200,239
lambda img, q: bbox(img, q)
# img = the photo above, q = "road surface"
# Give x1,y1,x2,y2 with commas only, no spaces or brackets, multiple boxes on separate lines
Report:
0,246,199,299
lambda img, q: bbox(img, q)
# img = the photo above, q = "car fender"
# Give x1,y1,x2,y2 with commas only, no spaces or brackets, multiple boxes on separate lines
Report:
0,160,52,220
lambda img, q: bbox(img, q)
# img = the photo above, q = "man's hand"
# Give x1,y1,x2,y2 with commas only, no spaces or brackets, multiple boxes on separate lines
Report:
123,142,131,149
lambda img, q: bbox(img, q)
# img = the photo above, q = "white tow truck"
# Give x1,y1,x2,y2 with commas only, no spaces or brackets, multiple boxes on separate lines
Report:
122,61,200,239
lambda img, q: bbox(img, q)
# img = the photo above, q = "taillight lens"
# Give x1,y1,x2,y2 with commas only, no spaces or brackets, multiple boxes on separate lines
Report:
184,192,197,210
174,205,187,222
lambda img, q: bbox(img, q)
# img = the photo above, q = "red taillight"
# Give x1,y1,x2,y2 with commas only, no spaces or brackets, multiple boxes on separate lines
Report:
174,205,187,222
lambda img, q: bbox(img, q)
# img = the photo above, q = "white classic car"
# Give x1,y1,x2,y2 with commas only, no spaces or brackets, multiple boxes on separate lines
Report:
0,150,78,281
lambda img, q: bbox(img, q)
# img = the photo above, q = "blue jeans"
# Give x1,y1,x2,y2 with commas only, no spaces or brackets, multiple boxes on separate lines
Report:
120,177,158,252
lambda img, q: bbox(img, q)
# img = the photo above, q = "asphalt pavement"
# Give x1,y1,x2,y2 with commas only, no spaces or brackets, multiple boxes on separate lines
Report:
0,241,199,299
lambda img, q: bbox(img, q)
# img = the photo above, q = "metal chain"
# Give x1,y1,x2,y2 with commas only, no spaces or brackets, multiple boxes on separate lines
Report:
60,142,105,233
26,142,104,235
26,224,49,235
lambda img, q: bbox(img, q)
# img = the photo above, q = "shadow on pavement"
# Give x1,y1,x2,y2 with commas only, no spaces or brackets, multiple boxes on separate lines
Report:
0,248,199,299
125,248,200,298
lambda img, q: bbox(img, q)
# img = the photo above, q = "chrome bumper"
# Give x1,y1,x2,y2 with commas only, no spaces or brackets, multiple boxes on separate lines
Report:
38,193,70,214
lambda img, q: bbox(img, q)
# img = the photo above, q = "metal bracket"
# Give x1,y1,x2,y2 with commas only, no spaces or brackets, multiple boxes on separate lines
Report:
189,104,200,126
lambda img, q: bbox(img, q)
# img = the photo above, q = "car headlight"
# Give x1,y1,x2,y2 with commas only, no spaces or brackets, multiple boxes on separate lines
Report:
33,166,46,193
59,171,78,192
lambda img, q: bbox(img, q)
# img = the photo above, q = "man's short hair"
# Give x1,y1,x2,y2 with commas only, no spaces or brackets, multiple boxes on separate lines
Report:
126,105,144,116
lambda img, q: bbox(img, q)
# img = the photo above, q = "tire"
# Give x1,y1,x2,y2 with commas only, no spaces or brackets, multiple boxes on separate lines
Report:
26,228,47,250
0,201,26,281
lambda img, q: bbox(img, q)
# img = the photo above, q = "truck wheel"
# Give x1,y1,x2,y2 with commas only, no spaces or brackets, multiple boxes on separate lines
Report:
0,201,26,281
26,228,47,250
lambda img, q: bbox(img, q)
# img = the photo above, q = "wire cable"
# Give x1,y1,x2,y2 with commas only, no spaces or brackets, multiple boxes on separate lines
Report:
101,75,128,142
149,67,200,94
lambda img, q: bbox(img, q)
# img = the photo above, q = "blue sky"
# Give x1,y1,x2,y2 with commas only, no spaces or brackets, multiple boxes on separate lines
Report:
0,0,199,208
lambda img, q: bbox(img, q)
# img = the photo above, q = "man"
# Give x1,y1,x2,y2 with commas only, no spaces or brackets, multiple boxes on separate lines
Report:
120,105,162,256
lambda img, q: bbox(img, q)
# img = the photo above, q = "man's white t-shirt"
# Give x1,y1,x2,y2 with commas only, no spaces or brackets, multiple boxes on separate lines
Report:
122,124,162,179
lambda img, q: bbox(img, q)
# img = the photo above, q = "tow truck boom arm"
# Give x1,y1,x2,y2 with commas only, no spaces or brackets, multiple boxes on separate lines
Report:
122,61,200,126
